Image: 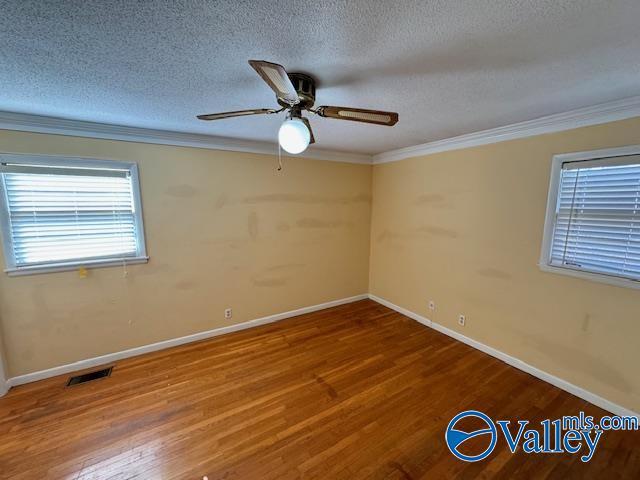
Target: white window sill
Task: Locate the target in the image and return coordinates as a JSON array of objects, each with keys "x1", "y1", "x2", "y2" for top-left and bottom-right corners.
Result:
[
  {"x1": 538, "y1": 262, "x2": 640, "y2": 290},
  {"x1": 4, "y1": 256, "x2": 149, "y2": 277}
]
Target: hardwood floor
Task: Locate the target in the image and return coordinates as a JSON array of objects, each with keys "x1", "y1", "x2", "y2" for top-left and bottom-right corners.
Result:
[{"x1": 0, "y1": 299, "x2": 638, "y2": 479}]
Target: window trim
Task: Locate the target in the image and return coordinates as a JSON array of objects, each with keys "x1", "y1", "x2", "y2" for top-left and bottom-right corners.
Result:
[
  {"x1": 0, "y1": 153, "x2": 148, "y2": 276},
  {"x1": 539, "y1": 145, "x2": 640, "y2": 290}
]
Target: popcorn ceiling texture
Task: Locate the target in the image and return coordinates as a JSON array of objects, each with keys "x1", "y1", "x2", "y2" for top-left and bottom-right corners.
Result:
[{"x1": 1, "y1": 0, "x2": 639, "y2": 154}]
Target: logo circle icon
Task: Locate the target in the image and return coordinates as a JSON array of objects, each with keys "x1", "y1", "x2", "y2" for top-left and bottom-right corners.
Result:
[{"x1": 445, "y1": 410, "x2": 497, "y2": 462}]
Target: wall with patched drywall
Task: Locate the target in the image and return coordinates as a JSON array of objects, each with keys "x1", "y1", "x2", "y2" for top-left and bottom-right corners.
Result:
[
  {"x1": 369, "y1": 116, "x2": 640, "y2": 413},
  {"x1": 0, "y1": 321, "x2": 8, "y2": 396},
  {"x1": 2, "y1": 117, "x2": 639, "y2": 414},
  {"x1": 0, "y1": 129, "x2": 372, "y2": 377}
]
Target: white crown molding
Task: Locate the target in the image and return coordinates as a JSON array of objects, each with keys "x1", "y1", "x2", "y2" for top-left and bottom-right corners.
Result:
[
  {"x1": 368, "y1": 294, "x2": 639, "y2": 419},
  {"x1": 373, "y1": 95, "x2": 640, "y2": 164},
  {"x1": 0, "y1": 111, "x2": 372, "y2": 165},
  {"x1": 3, "y1": 95, "x2": 640, "y2": 167}
]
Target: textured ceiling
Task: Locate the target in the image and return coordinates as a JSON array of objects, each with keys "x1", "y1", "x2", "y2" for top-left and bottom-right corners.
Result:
[{"x1": 1, "y1": 0, "x2": 640, "y2": 155}]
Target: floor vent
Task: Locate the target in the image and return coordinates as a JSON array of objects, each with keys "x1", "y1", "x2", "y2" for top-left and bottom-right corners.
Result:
[{"x1": 66, "y1": 367, "x2": 113, "y2": 387}]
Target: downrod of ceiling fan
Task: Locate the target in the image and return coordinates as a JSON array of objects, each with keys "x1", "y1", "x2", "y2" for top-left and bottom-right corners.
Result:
[{"x1": 287, "y1": 106, "x2": 304, "y2": 118}]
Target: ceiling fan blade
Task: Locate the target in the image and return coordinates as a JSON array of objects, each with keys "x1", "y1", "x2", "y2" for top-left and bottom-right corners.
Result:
[
  {"x1": 248, "y1": 60, "x2": 300, "y2": 105},
  {"x1": 196, "y1": 108, "x2": 276, "y2": 121},
  {"x1": 301, "y1": 117, "x2": 315, "y2": 144},
  {"x1": 316, "y1": 106, "x2": 398, "y2": 126}
]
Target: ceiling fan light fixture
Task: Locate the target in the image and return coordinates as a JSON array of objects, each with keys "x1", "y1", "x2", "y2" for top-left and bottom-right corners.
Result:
[
  {"x1": 197, "y1": 60, "x2": 399, "y2": 152},
  {"x1": 278, "y1": 117, "x2": 310, "y2": 154}
]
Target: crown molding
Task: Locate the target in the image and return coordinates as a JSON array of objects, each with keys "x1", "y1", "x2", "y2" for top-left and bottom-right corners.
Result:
[
  {"x1": 3, "y1": 95, "x2": 640, "y2": 167},
  {"x1": 0, "y1": 111, "x2": 372, "y2": 165},
  {"x1": 373, "y1": 95, "x2": 640, "y2": 164}
]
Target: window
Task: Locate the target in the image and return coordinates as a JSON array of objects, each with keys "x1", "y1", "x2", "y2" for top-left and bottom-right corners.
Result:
[
  {"x1": 0, "y1": 154, "x2": 147, "y2": 275},
  {"x1": 540, "y1": 146, "x2": 640, "y2": 288}
]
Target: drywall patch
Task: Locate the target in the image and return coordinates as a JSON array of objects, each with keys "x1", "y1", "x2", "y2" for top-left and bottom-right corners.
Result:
[
  {"x1": 252, "y1": 277, "x2": 288, "y2": 287},
  {"x1": 377, "y1": 226, "x2": 458, "y2": 243},
  {"x1": 20, "y1": 348, "x2": 35, "y2": 362},
  {"x1": 265, "y1": 264, "x2": 305, "y2": 272},
  {"x1": 215, "y1": 193, "x2": 228, "y2": 209},
  {"x1": 376, "y1": 229, "x2": 392, "y2": 242},
  {"x1": 174, "y1": 280, "x2": 196, "y2": 291},
  {"x1": 296, "y1": 218, "x2": 352, "y2": 229},
  {"x1": 165, "y1": 184, "x2": 197, "y2": 198},
  {"x1": 290, "y1": 238, "x2": 325, "y2": 247},
  {"x1": 415, "y1": 225, "x2": 458, "y2": 239},
  {"x1": 247, "y1": 212, "x2": 259, "y2": 241},
  {"x1": 414, "y1": 193, "x2": 446, "y2": 206},
  {"x1": 525, "y1": 334, "x2": 632, "y2": 393},
  {"x1": 32, "y1": 284, "x2": 49, "y2": 316},
  {"x1": 241, "y1": 193, "x2": 371, "y2": 205},
  {"x1": 136, "y1": 262, "x2": 173, "y2": 275},
  {"x1": 204, "y1": 236, "x2": 249, "y2": 249},
  {"x1": 348, "y1": 193, "x2": 372, "y2": 204},
  {"x1": 251, "y1": 264, "x2": 304, "y2": 287},
  {"x1": 375, "y1": 230, "x2": 407, "y2": 251},
  {"x1": 477, "y1": 267, "x2": 512, "y2": 280}
]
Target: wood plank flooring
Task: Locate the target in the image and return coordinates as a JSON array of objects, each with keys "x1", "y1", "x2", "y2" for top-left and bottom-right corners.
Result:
[{"x1": 0, "y1": 299, "x2": 638, "y2": 479}]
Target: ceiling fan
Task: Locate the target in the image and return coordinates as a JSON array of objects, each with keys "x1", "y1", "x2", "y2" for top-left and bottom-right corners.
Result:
[{"x1": 197, "y1": 60, "x2": 399, "y2": 155}]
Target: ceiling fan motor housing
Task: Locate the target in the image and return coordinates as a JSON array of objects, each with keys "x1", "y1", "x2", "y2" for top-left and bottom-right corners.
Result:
[{"x1": 278, "y1": 73, "x2": 316, "y2": 109}]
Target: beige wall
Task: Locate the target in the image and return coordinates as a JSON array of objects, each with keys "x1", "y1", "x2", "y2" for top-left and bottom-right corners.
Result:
[
  {"x1": 0, "y1": 321, "x2": 7, "y2": 394},
  {"x1": 1, "y1": 117, "x2": 638, "y2": 412},
  {"x1": 369, "y1": 116, "x2": 640, "y2": 413},
  {"x1": 0, "y1": 130, "x2": 372, "y2": 377}
]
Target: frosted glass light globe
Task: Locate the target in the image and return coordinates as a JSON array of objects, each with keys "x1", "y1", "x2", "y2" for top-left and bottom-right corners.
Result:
[{"x1": 278, "y1": 118, "x2": 311, "y2": 154}]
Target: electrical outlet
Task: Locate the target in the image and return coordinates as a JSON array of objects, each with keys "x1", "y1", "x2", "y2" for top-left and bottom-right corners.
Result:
[
  {"x1": 458, "y1": 314, "x2": 466, "y2": 327},
  {"x1": 428, "y1": 300, "x2": 435, "y2": 311},
  {"x1": 224, "y1": 308, "x2": 232, "y2": 319}
]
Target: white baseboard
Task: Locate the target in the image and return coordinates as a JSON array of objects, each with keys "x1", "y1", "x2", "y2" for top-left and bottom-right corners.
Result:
[
  {"x1": 368, "y1": 294, "x2": 639, "y2": 419},
  {"x1": 6, "y1": 294, "x2": 368, "y2": 389},
  {"x1": 5, "y1": 292, "x2": 638, "y2": 419}
]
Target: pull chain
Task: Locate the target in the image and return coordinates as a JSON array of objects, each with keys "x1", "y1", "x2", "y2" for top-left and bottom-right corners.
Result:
[{"x1": 277, "y1": 141, "x2": 283, "y2": 172}]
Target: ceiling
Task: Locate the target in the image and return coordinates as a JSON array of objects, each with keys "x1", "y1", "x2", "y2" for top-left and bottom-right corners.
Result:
[{"x1": 1, "y1": 0, "x2": 639, "y2": 155}]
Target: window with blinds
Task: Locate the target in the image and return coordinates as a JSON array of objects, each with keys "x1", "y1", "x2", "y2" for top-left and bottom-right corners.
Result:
[
  {"x1": 546, "y1": 154, "x2": 640, "y2": 284},
  {"x1": 0, "y1": 155, "x2": 147, "y2": 275}
]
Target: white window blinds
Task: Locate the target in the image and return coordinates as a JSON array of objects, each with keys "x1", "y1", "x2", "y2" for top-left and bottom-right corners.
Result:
[
  {"x1": 0, "y1": 157, "x2": 147, "y2": 274},
  {"x1": 550, "y1": 155, "x2": 640, "y2": 282}
]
